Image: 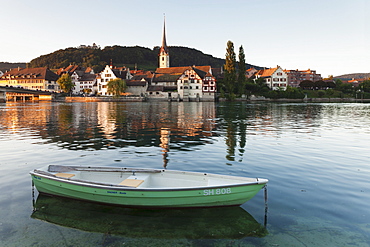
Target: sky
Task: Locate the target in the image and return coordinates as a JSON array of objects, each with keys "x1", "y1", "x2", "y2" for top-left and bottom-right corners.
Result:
[{"x1": 0, "y1": 0, "x2": 369, "y2": 77}]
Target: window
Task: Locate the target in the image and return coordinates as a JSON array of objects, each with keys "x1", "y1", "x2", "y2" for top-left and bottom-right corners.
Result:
[
  {"x1": 196, "y1": 86, "x2": 199, "y2": 89},
  {"x1": 190, "y1": 79, "x2": 195, "y2": 83},
  {"x1": 105, "y1": 74, "x2": 111, "y2": 77}
]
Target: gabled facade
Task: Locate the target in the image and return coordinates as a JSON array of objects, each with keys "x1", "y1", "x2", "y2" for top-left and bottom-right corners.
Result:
[
  {"x1": 245, "y1": 68, "x2": 258, "y2": 79},
  {"x1": 0, "y1": 67, "x2": 60, "y2": 92},
  {"x1": 178, "y1": 66, "x2": 216, "y2": 101},
  {"x1": 255, "y1": 66, "x2": 288, "y2": 90},
  {"x1": 150, "y1": 66, "x2": 216, "y2": 101},
  {"x1": 97, "y1": 65, "x2": 132, "y2": 96},
  {"x1": 70, "y1": 69, "x2": 96, "y2": 95},
  {"x1": 56, "y1": 65, "x2": 96, "y2": 95}
]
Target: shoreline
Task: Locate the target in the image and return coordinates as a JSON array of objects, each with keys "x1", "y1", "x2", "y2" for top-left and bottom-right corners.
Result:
[{"x1": 52, "y1": 96, "x2": 370, "y2": 103}]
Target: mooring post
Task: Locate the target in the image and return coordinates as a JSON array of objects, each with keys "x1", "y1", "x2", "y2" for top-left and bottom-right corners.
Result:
[{"x1": 264, "y1": 185, "x2": 268, "y2": 228}]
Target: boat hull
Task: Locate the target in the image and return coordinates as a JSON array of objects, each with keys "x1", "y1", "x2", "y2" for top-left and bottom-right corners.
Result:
[{"x1": 30, "y1": 166, "x2": 268, "y2": 208}]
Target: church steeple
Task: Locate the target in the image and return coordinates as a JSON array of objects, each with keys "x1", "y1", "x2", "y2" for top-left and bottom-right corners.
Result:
[{"x1": 159, "y1": 15, "x2": 170, "y2": 68}]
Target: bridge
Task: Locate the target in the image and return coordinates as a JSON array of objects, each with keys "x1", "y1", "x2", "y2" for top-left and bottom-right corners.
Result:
[{"x1": 0, "y1": 86, "x2": 54, "y2": 102}]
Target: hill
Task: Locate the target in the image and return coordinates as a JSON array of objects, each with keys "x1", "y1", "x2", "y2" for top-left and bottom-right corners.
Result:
[
  {"x1": 27, "y1": 45, "x2": 262, "y2": 72},
  {"x1": 0, "y1": 62, "x2": 26, "y2": 72},
  {"x1": 334, "y1": 73, "x2": 370, "y2": 81}
]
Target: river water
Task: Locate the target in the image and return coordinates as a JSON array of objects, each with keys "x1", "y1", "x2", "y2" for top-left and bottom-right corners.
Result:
[{"x1": 0, "y1": 101, "x2": 369, "y2": 246}]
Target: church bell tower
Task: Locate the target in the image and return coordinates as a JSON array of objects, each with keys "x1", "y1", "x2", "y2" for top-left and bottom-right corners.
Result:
[{"x1": 159, "y1": 16, "x2": 170, "y2": 68}]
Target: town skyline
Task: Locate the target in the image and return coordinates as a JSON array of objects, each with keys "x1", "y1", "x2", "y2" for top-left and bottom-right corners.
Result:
[{"x1": 1, "y1": 0, "x2": 369, "y2": 77}]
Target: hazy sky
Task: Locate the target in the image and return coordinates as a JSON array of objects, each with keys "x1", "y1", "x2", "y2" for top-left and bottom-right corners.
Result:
[{"x1": 1, "y1": 0, "x2": 369, "y2": 77}]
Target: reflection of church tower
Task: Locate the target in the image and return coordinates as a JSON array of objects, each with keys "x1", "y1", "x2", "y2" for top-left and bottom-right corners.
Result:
[
  {"x1": 160, "y1": 128, "x2": 170, "y2": 168},
  {"x1": 159, "y1": 16, "x2": 170, "y2": 68}
]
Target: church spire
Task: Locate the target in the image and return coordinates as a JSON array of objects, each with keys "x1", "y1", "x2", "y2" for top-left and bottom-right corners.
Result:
[
  {"x1": 159, "y1": 15, "x2": 170, "y2": 68},
  {"x1": 161, "y1": 15, "x2": 168, "y2": 53}
]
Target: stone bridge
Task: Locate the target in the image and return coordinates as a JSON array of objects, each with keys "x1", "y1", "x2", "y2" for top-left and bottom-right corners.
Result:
[{"x1": 0, "y1": 86, "x2": 54, "y2": 102}]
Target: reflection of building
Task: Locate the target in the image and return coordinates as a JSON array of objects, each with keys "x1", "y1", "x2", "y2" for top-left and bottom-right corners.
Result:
[
  {"x1": 160, "y1": 128, "x2": 170, "y2": 168},
  {"x1": 97, "y1": 102, "x2": 117, "y2": 139},
  {"x1": 0, "y1": 101, "x2": 217, "y2": 155}
]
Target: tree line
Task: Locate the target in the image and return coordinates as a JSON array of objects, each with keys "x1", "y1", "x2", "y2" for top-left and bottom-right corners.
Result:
[{"x1": 28, "y1": 45, "x2": 260, "y2": 73}]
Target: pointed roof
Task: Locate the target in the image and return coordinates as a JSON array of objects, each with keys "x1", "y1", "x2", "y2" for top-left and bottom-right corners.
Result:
[{"x1": 160, "y1": 16, "x2": 169, "y2": 54}]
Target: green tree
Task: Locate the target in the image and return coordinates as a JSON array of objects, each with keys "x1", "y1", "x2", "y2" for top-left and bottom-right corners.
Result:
[
  {"x1": 299, "y1": 80, "x2": 314, "y2": 89},
  {"x1": 337, "y1": 83, "x2": 353, "y2": 94},
  {"x1": 237, "y1": 45, "x2": 246, "y2": 96},
  {"x1": 107, "y1": 78, "x2": 126, "y2": 97},
  {"x1": 57, "y1": 73, "x2": 74, "y2": 95},
  {"x1": 224, "y1": 41, "x2": 237, "y2": 98},
  {"x1": 359, "y1": 80, "x2": 370, "y2": 93}
]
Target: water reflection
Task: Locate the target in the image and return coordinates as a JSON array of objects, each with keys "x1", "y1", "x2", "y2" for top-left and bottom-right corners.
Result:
[
  {"x1": 0, "y1": 102, "x2": 217, "y2": 152},
  {"x1": 31, "y1": 194, "x2": 268, "y2": 239},
  {"x1": 2, "y1": 102, "x2": 369, "y2": 164}
]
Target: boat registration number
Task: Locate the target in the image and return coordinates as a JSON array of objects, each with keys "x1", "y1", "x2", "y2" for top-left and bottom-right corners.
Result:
[{"x1": 203, "y1": 188, "x2": 231, "y2": 196}]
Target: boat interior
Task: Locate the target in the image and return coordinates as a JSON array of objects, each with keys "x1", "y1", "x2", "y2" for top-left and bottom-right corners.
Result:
[{"x1": 36, "y1": 165, "x2": 260, "y2": 189}]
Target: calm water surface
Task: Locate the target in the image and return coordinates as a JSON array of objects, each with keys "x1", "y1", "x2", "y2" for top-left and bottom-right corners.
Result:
[{"x1": 0, "y1": 101, "x2": 369, "y2": 246}]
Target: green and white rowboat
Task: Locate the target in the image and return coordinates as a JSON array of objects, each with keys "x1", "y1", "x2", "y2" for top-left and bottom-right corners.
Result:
[{"x1": 30, "y1": 165, "x2": 268, "y2": 208}]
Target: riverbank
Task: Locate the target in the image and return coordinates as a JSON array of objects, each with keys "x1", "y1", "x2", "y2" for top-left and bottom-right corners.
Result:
[{"x1": 49, "y1": 96, "x2": 370, "y2": 103}]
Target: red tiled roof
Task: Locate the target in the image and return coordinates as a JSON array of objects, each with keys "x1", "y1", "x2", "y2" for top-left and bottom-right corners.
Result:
[
  {"x1": 256, "y1": 68, "x2": 277, "y2": 77},
  {"x1": 1, "y1": 67, "x2": 59, "y2": 81}
]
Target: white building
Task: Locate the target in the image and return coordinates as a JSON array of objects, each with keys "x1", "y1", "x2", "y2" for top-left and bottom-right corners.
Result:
[
  {"x1": 97, "y1": 65, "x2": 132, "y2": 96},
  {"x1": 150, "y1": 66, "x2": 216, "y2": 101},
  {"x1": 71, "y1": 69, "x2": 96, "y2": 95},
  {"x1": 255, "y1": 66, "x2": 288, "y2": 90}
]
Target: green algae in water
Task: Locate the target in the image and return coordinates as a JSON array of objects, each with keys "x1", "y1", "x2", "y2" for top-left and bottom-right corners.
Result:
[{"x1": 31, "y1": 194, "x2": 268, "y2": 240}]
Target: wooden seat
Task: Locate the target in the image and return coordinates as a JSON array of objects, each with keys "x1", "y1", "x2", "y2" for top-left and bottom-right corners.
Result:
[
  {"x1": 55, "y1": 173, "x2": 75, "y2": 178},
  {"x1": 119, "y1": 179, "x2": 144, "y2": 187}
]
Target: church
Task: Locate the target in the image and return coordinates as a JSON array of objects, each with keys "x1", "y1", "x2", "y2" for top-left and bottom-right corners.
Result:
[{"x1": 147, "y1": 18, "x2": 217, "y2": 101}]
